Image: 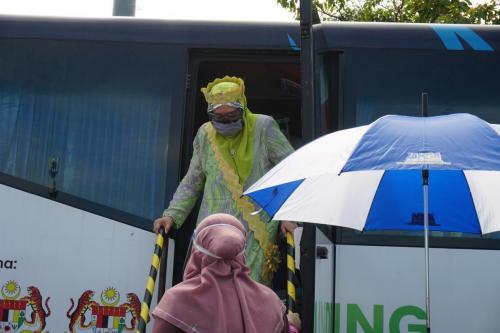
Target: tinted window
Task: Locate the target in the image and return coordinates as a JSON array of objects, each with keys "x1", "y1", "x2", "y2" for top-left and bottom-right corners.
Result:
[
  {"x1": 0, "y1": 39, "x2": 183, "y2": 221},
  {"x1": 344, "y1": 48, "x2": 500, "y2": 126}
]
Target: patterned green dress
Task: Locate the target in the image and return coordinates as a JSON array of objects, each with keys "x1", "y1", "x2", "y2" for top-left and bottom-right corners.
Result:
[{"x1": 163, "y1": 114, "x2": 294, "y2": 284}]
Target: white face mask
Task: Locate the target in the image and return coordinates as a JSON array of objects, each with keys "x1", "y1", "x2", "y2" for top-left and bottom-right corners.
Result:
[{"x1": 211, "y1": 119, "x2": 243, "y2": 136}]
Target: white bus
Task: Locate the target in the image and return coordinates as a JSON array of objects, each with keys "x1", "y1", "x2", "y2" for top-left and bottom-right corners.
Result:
[{"x1": 1, "y1": 15, "x2": 499, "y2": 332}]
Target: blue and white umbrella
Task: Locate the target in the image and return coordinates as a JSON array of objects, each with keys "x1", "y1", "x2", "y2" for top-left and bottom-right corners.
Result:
[{"x1": 244, "y1": 113, "x2": 500, "y2": 332}]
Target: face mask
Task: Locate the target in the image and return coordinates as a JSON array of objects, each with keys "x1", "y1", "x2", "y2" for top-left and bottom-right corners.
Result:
[{"x1": 212, "y1": 119, "x2": 243, "y2": 136}]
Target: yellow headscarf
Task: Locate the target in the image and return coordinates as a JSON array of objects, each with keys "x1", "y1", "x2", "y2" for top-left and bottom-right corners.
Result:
[{"x1": 201, "y1": 76, "x2": 258, "y2": 185}]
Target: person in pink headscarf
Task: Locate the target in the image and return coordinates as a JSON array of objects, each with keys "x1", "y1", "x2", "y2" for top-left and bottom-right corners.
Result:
[{"x1": 151, "y1": 213, "x2": 288, "y2": 333}]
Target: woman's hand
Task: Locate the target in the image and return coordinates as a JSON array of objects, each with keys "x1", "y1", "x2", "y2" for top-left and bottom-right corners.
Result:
[
  {"x1": 153, "y1": 216, "x2": 174, "y2": 234},
  {"x1": 280, "y1": 220, "x2": 298, "y2": 236}
]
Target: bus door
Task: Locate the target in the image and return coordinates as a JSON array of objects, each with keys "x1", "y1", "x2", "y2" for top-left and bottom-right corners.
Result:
[{"x1": 171, "y1": 49, "x2": 302, "y2": 293}]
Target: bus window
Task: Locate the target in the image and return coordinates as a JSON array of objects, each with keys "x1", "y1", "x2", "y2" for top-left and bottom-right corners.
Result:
[
  {"x1": 317, "y1": 52, "x2": 342, "y2": 135},
  {"x1": 0, "y1": 39, "x2": 185, "y2": 225},
  {"x1": 344, "y1": 48, "x2": 500, "y2": 125}
]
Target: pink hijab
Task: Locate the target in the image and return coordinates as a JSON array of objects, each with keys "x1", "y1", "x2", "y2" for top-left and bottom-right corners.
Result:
[{"x1": 152, "y1": 213, "x2": 286, "y2": 333}]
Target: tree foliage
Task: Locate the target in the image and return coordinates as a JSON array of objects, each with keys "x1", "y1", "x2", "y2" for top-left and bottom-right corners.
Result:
[{"x1": 276, "y1": 0, "x2": 500, "y2": 24}]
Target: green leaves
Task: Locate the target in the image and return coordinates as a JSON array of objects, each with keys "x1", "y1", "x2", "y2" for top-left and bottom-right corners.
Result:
[{"x1": 277, "y1": 0, "x2": 500, "y2": 24}]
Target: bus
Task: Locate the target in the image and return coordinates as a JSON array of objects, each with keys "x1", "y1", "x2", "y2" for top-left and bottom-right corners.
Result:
[{"x1": 0, "y1": 14, "x2": 499, "y2": 333}]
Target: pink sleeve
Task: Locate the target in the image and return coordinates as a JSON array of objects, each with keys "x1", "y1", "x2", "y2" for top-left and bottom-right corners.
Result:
[{"x1": 152, "y1": 317, "x2": 185, "y2": 333}]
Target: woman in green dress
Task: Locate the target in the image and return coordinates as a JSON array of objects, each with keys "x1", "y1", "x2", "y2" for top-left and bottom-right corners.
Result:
[{"x1": 154, "y1": 76, "x2": 297, "y2": 285}]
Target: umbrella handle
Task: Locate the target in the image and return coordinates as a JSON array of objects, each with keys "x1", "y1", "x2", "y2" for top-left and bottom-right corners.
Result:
[
  {"x1": 136, "y1": 228, "x2": 167, "y2": 333},
  {"x1": 286, "y1": 231, "x2": 297, "y2": 314}
]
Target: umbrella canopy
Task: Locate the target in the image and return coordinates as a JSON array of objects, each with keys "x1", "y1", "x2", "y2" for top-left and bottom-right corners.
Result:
[
  {"x1": 245, "y1": 112, "x2": 500, "y2": 332},
  {"x1": 245, "y1": 113, "x2": 500, "y2": 234}
]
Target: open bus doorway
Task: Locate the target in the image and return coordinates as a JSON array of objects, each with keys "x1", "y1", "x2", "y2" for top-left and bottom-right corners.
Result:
[
  {"x1": 171, "y1": 53, "x2": 302, "y2": 297},
  {"x1": 193, "y1": 59, "x2": 302, "y2": 146}
]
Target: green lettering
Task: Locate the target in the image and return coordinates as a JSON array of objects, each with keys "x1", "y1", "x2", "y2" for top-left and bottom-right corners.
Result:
[
  {"x1": 347, "y1": 304, "x2": 383, "y2": 333},
  {"x1": 314, "y1": 302, "x2": 335, "y2": 333},
  {"x1": 335, "y1": 303, "x2": 340, "y2": 333},
  {"x1": 389, "y1": 305, "x2": 427, "y2": 333}
]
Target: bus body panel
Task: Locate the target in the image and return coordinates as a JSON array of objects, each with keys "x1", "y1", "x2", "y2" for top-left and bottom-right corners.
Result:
[
  {"x1": 334, "y1": 244, "x2": 500, "y2": 332},
  {"x1": 318, "y1": 22, "x2": 500, "y2": 51},
  {"x1": 0, "y1": 183, "x2": 174, "y2": 333}
]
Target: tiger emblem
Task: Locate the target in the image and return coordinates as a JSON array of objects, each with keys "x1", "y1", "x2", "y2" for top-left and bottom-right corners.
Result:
[
  {"x1": 120, "y1": 292, "x2": 141, "y2": 331},
  {"x1": 20, "y1": 286, "x2": 51, "y2": 333},
  {"x1": 66, "y1": 290, "x2": 97, "y2": 333}
]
